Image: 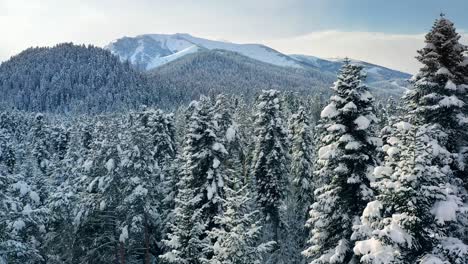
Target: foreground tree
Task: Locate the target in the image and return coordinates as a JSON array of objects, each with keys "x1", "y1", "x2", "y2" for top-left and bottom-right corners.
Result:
[
  {"x1": 405, "y1": 14, "x2": 468, "y2": 187},
  {"x1": 354, "y1": 15, "x2": 468, "y2": 264},
  {"x1": 303, "y1": 60, "x2": 380, "y2": 264}
]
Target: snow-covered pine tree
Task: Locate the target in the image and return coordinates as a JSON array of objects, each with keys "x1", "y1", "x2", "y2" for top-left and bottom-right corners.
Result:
[
  {"x1": 118, "y1": 108, "x2": 177, "y2": 263},
  {"x1": 212, "y1": 95, "x2": 246, "y2": 190},
  {"x1": 161, "y1": 97, "x2": 227, "y2": 264},
  {"x1": 353, "y1": 121, "x2": 468, "y2": 263},
  {"x1": 405, "y1": 14, "x2": 468, "y2": 187},
  {"x1": 353, "y1": 15, "x2": 468, "y2": 263},
  {"x1": 280, "y1": 106, "x2": 315, "y2": 264},
  {"x1": 72, "y1": 119, "x2": 125, "y2": 263},
  {"x1": 251, "y1": 90, "x2": 289, "y2": 244},
  {"x1": 289, "y1": 106, "x2": 315, "y2": 207},
  {"x1": 0, "y1": 112, "x2": 49, "y2": 263},
  {"x1": 303, "y1": 60, "x2": 379, "y2": 264},
  {"x1": 203, "y1": 184, "x2": 274, "y2": 264},
  {"x1": 203, "y1": 96, "x2": 274, "y2": 264}
]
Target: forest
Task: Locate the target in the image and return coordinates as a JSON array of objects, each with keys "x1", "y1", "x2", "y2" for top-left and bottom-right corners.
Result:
[{"x1": 0, "y1": 15, "x2": 468, "y2": 264}]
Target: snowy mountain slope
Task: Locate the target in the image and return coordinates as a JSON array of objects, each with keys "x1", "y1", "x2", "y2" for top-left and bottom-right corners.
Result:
[
  {"x1": 148, "y1": 50, "x2": 408, "y2": 109},
  {"x1": 289, "y1": 54, "x2": 411, "y2": 82},
  {"x1": 106, "y1": 33, "x2": 303, "y2": 70},
  {"x1": 290, "y1": 54, "x2": 411, "y2": 94}
]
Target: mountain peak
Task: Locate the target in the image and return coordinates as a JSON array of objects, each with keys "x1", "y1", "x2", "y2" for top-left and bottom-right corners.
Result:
[{"x1": 106, "y1": 33, "x2": 304, "y2": 70}]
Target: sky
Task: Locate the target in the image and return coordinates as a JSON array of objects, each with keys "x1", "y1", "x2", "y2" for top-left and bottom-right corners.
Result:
[{"x1": 1, "y1": 0, "x2": 468, "y2": 73}]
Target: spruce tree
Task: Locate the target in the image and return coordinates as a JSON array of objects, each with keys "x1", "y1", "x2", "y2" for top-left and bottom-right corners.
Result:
[
  {"x1": 203, "y1": 185, "x2": 274, "y2": 264},
  {"x1": 354, "y1": 121, "x2": 468, "y2": 263},
  {"x1": 289, "y1": 106, "x2": 315, "y2": 207},
  {"x1": 354, "y1": 15, "x2": 468, "y2": 263},
  {"x1": 405, "y1": 14, "x2": 468, "y2": 186},
  {"x1": 161, "y1": 97, "x2": 227, "y2": 264},
  {"x1": 72, "y1": 119, "x2": 124, "y2": 263},
  {"x1": 251, "y1": 90, "x2": 289, "y2": 243},
  {"x1": 303, "y1": 60, "x2": 379, "y2": 264}
]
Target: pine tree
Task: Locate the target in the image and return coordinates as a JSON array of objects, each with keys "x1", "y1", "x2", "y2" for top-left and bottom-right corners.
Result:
[
  {"x1": 203, "y1": 185, "x2": 274, "y2": 264},
  {"x1": 161, "y1": 97, "x2": 227, "y2": 264},
  {"x1": 354, "y1": 15, "x2": 468, "y2": 263},
  {"x1": 0, "y1": 114, "x2": 49, "y2": 263},
  {"x1": 289, "y1": 106, "x2": 315, "y2": 207},
  {"x1": 303, "y1": 60, "x2": 379, "y2": 264},
  {"x1": 251, "y1": 90, "x2": 289, "y2": 244},
  {"x1": 118, "y1": 108, "x2": 177, "y2": 263},
  {"x1": 353, "y1": 121, "x2": 468, "y2": 263},
  {"x1": 405, "y1": 14, "x2": 468, "y2": 187},
  {"x1": 72, "y1": 119, "x2": 124, "y2": 263}
]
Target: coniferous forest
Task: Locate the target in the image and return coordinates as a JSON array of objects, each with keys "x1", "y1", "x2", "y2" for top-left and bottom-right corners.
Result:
[{"x1": 1, "y1": 15, "x2": 468, "y2": 264}]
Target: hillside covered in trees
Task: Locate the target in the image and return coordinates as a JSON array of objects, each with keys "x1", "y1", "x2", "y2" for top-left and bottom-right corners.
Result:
[{"x1": 0, "y1": 44, "x2": 155, "y2": 114}]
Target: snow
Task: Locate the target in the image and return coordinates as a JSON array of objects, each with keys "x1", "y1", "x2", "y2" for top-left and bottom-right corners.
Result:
[
  {"x1": 13, "y1": 181, "x2": 29, "y2": 196},
  {"x1": 327, "y1": 124, "x2": 346, "y2": 132},
  {"x1": 119, "y1": 225, "x2": 129, "y2": 243},
  {"x1": 329, "y1": 239, "x2": 349, "y2": 263},
  {"x1": 354, "y1": 237, "x2": 395, "y2": 264},
  {"x1": 318, "y1": 144, "x2": 337, "y2": 160},
  {"x1": 378, "y1": 214, "x2": 413, "y2": 246},
  {"x1": 360, "y1": 91, "x2": 373, "y2": 101},
  {"x1": 133, "y1": 185, "x2": 148, "y2": 197},
  {"x1": 354, "y1": 116, "x2": 371, "y2": 130},
  {"x1": 395, "y1": 121, "x2": 412, "y2": 131},
  {"x1": 13, "y1": 220, "x2": 26, "y2": 231},
  {"x1": 431, "y1": 197, "x2": 459, "y2": 224},
  {"x1": 436, "y1": 67, "x2": 451, "y2": 76},
  {"x1": 225, "y1": 126, "x2": 236, "y2": 142},
  {"x1": 29, "y1": 191, "x2": 40, "y2": 204},
  {"x1": 362, "y1": 201, "x2": 382, "y2": 218},
  {"x1": 105, "y1": 159, "x2": 115, "y2": 172},
  {"x1": 213, "y1": 158, "x2": 220, "y2": 169},
  {"x1": 207, "y1": 180, "x2": 217, "y2": 200},
  {"x1": 439, "y1": 95, "x2": 464, "y2": 107},
  {"x1": 212, "y1": 142, "x2": 228, "y2": 154},
  {"x1": 99, "y1": 200, "x2": 106, "y2": 211},
  {"x1": 387, "y1": 137, "x2": 399, "y2": 145},
  {"x1": 386, "y1": 147, "x2": 400, "y2": 157},
  {"x1": 343, "y1": 102, "x2": 357, "y2": 111},
  {"x1": 373, "y1": 166, "x2": 392, "y2": 178},
  {"x1": 22, "y1": 204, "x2": 33, "y2": 215},
  {"x1": 345, "y1": 141, "x2": 361, "y2": 150},
  {"x1": 83, "y1": 159, "x2": 93, "y2": 172},
  {"x1": 445, "y1": 80, "x2": 457, "y2": 90},
  {"x1": 321, "y1": 103, "x2": 338, "y2": 118},
  {"x1": 146, "y1": 45, "x2": 200, "y2": 69},
  {"x1": 419, "y1": 255, "x2": 445, "y2": 264}
]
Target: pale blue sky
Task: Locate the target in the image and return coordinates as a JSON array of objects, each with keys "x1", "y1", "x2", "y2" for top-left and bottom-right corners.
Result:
[{"x1": 1, "y1": 0, "x2": 467, "y2": 73}]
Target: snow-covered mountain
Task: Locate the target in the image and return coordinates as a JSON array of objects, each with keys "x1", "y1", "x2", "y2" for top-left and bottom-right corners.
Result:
[
  {"x1": 289, "y1": 55, "x2": 411, "y2": 82},
  {"x1": 106, "y1": 33, "x2": 412, "y2": 94},
  {"x1": 106, "y1": 33, "x2": 302, "y2": 70}
]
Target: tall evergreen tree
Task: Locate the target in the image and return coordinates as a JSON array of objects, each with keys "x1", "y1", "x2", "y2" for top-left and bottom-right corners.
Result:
[
  {"x1": 251, "y1": 89, "x2": 289, "y2": 244},
  {"x1": 161, "y1": 97, "x2": 227, "y2": 264},
  {"x1": 405, "y1": 14, "x2": 468, "y2": 187},
  {"x1": 354, "y1": 16, "x2": 468, "y2": 263},
  {"x1": 289, "y1": 106, "x2": 315, "y2": 207},
  {"x1": 303, "y1": 60, "x2": 379, "y2": 264},
  {"x1": 354, "y1": 121, "x2": 468, "y2": 263},
  {"x1": 72, "y1": 119, "x2": 124, "y2": 263}
]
